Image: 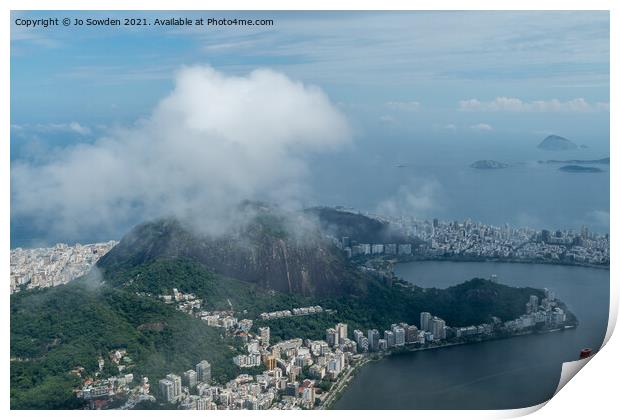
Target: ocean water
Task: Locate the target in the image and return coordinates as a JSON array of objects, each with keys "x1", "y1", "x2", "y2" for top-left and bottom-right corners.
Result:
[
  {"x1": 308, "y1": 134, "x2": 609, "y2": 235},
  {"x1": 333, "y1": 261, "x2": 609, "y2": 410}
]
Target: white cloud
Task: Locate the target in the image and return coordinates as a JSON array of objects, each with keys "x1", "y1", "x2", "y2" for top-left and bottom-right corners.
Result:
[
  {"x1": 376, "y1": 178, "x2": 441, "y2": 219},
  {"x1": 12, "y1": 122, "x2": 91, "y2": 135},
  {"x1": 67, "y1": 122, "x2": 91, "y2": 135},
  {"x1": 594, "y1": 101, "x2": 610, "y2": 111},
  {"x1": 11, "y1": 65, "x2": 351, "y2": 239},
  {"x1": 459, "y1": 97, "x2": 609, "y2": 112},
  {"x1": 379, "y1": 115, "x2": 396, "y2": 124},
  {"x1": 459, "y1": 99, "x2": 483, "y2": 111},
  {"x1": 470, "y1": 123, "x2": 493, "y2": 131},
  {"x1": 179, "y1": 12, "x2": 608, "y2": 88},
  {"x1": 587, "y1": 210, "x2": 609, "y2": 229},
  {"x1": 385, "y1": 101, "x2": 421, "y2": 111},
  {"x1": 203, "y1": 40, "x2": 258, "y2": 51}
]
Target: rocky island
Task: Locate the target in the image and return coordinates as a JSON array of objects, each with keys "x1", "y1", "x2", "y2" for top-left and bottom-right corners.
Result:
[
  {"x1": 559, "y1": 165, "x2": 604, "y2": 173},
  {"x1": 537, "y1": 135, "x2": 578, "y2": 151},
  {"x1": 543, "y1": 157, "x2": 609, "y2": 165},
  {"x1": 470, "y1": 160, "x2": 509, "y2": 170}
]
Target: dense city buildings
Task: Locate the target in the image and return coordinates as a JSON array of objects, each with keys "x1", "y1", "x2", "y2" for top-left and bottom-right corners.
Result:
[
  {"x1": 332, "y1": 208, "x2": 609, "y2": 267},
  {"x1": 10, "y1": 241, "x2": 118, "y2": 293}
]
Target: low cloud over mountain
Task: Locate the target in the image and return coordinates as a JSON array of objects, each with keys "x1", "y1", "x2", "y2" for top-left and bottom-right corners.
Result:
[{"x1": 11, "y1": 66, "x2": 351, "y2": 239}]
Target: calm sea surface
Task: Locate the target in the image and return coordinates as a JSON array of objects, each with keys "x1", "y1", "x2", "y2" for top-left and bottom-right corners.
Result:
[{"x1": 333, "y1": 261, "x2": 609, "y2": 410}]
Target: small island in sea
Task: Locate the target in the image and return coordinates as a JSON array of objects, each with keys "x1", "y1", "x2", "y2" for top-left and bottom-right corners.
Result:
[
  {"x1": 559, "y1": 165, "x2": 604, "y2": 173},
  {"x1": 470, "y1": 160, "x2": 509, "y2": 170},
  {"x1": 542, "y1": 157, "x2": 609, "y2": 165},
  {"x1": 537, "y1": 135, "x2": 578, "y2": 151}
]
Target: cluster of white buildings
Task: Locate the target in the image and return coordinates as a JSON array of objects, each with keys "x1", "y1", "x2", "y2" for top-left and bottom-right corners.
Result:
[
  {"x1": 77, "y1": 374, "x2": 136, "y2": 401},
  {"x1": 10, "y1": 241, "x2": 118, "y2": 293},
  {"x1": 160, "y1": 289, "x2": 254, "y2": 332},
  {"x1": 337, "y1": 237, "x2": 413, "y2": 258},
  {"x1": 414, "y1": 219, "x2": 608, "y2": 265},
  {"x1": 234, "y1": 327, "x2": 271, "y2": 367},
  {"x1": 155, "y1": 323, "x2": 353, "y2": 410},
  {"x1": 358, "y1": 316, "x2": 445, "y2": 353},
  {"x1": 76, "y1": 350, "x2": 151, "y2": 408},
  {"x1": 199, "y1": 311, "x2": 250, "y2": 330},
  {"x1": 504, "y1": 289, "x2": 567, "y2": 332},
  {"x1": 160, "y1": 288, "x2": 204, "y2": 314},
  {"x1": 259, "y1": 306, "x2": 324, "y2": 320}
]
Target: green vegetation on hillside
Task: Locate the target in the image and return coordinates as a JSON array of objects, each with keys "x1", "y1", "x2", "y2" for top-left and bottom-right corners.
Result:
[
  {"x1": 103, "y1": 256, "x2": 545, "y2": 334},
  {"x1": 10, "y1": 279, "x2": 242, "y2": 409},
  {"x1": 104, "y1": 257, "x2": 311, "y2": 317}
]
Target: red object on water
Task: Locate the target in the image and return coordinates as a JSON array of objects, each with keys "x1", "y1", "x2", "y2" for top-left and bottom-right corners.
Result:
[{"x1": 579, "y1": 348, "x2": 592, "y2": 359}]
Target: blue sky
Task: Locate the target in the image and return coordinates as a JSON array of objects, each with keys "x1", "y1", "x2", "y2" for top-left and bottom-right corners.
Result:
[{"x1": 11, "y1": 11, "x2": 609, "y2": 135}]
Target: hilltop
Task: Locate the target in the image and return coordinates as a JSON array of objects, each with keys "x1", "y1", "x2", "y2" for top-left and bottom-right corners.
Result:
[
  {"x1": 98, "y1": 206, "x2": 364, "y2": 298},
  {"x1": 537, "y1": 135, "x2": 578, "y2": 151},
  {"x1": 304, "y1": 206, "x2": 420, "y2": 245}
]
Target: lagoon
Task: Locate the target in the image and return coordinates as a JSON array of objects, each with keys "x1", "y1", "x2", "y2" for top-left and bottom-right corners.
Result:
[{"x1": 333, "y1": 261, "x2": 609, "y2": 409}]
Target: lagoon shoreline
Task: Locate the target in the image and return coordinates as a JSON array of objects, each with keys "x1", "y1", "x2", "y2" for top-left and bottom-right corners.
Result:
[{"x1": 322, "y1": 320, "x2": 577, "y2": 409}]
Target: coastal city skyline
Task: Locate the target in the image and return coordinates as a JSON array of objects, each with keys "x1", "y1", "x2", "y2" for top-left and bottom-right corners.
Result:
[{"x1": 10, "y1": 208, "x2": 609, "y2": 294}]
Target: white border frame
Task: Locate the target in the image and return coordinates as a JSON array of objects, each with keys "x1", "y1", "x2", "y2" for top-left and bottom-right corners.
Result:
[{"x1": 3, "y1": 2, "x2": 616, "y2": 419}]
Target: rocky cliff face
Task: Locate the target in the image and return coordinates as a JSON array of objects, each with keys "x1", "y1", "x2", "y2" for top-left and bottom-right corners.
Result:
[{"x1": 97, "y1": 208, "x2": 364, "y2": 297}]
